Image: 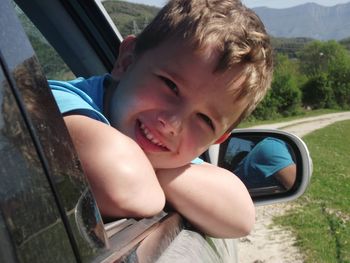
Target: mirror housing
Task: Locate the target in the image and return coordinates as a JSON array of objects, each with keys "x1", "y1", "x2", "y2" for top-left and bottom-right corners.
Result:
[{"x1": 213, "y1": 129, "x2": 312, "y2": 205}]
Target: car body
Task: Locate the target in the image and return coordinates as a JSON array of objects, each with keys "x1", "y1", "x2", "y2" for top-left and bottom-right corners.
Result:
[{"x1": 0, "y1": 0, "x2": 312, "y2": 262}]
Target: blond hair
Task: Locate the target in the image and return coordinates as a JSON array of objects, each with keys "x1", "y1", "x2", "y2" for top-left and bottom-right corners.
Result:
[{"x1": 135, "y1": 0, "x2": 273, "y2": 129}]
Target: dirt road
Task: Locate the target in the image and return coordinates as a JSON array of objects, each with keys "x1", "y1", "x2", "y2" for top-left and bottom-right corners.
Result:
[{"x1": 237, "y1": 111, "x2": 350, "y2": 263}]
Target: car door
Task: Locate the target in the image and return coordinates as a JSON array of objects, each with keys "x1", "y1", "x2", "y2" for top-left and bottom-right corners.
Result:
[{"x1": 0, "y1": 0, "x2": 110, "y2": 262}]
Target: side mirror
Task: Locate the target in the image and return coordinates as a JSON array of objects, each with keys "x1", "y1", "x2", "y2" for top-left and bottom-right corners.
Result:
[{"x1": 215, "y1": 129, "x2": 312, "y2": 205}]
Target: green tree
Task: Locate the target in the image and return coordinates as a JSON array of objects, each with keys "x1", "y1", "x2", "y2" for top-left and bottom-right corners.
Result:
[
  {"x1": 327, "y1": 47, "x2": 350, "y2": 109},
  {"x1": 302, "y1": 73, "x2": 335, "y2": 109},
  {"x1": 339, "y1": 37, "x2": 350, "y2": 51},
  {"x1": 298, "y1": 40, "x2": 347, "y2": 76},
  {"x1": 299, "y1": 40, "x2": 350, "y2": 109},
  {"x1": 251, "y1": 90, "x2": 279, "y2": 120},
  {"x1": 272, "y1": 70, "x2": 301, "y2": 116},
  {"x1": 252, "y1": 54, "x2": 302, "y2": 119}
]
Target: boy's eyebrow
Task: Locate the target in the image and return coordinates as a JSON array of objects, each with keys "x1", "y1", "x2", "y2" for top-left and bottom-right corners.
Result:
[{"x1": 160, "y1": 64, "x2": 187, "y2": 86}]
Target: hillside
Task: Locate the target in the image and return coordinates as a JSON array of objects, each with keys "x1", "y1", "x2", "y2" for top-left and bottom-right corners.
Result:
[
  {"x1": 17, "y1": 0, "x2": 350, "y2": 79},
  {"x1": 103, "y1": 0, "x2": 159, "y2": 37},
  {"x1": 103, "y1": 1, "x2": 350, "y2": 41},
  {"x1": 254, "y1": 2, "x2": 350, "y2": 40},
  {"x1": 271, "y1": 37, "x2": 313, "y2": 58}
]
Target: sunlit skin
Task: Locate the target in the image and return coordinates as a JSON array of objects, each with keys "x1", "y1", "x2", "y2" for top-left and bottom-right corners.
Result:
[{"x1": 105, "y1": 35, "x2": 248, "y2": 169}]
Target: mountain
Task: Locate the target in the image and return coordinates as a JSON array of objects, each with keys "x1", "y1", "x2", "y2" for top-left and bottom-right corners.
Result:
[{"x1": 253, "y1": 2, "x2": 350, "y2": 40}]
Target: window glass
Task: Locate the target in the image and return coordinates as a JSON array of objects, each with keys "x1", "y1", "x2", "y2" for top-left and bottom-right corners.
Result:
[{"x1": 14, "y1": 5, "x2": 75, "y2": 80}]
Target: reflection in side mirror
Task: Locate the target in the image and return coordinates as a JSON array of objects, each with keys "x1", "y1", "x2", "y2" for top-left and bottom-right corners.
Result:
[
  {"x1": 218, "y1": 129, "x2": 312, "y2": 205},
  {"x1": 223, "y1": 137, "x2": 296, "y2": 193}
]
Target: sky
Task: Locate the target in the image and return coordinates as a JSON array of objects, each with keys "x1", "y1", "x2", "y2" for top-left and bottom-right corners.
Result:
[{"x1": 125, "y1": 0, "x2": 350, "y2": 8}]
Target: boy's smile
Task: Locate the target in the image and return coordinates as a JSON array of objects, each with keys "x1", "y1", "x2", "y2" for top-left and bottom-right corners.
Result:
[
  {"x1": 105, "y1": 36, "x2": 247, "y2": 169},
  {"x1": 136, "y1": 120, "x2": 170, "y2": 152}
]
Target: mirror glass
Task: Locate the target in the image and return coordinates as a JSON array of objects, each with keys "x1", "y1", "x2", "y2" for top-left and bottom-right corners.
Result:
[{"x1": 219, "y1": 134, "x2": 298, "y2": 198}]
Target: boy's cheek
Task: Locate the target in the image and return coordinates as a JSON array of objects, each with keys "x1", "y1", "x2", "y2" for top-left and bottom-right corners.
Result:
[{"x1": 186, "y1": 134, "x2": 212, "y2": 153}]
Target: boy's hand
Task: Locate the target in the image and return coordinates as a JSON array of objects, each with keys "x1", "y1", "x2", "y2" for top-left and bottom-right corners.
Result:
[{"x1": 156, "y1": 163, "x2": 255, "y2": 238}]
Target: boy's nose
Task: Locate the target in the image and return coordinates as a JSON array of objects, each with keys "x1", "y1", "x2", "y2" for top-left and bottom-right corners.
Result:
[{"x1": 157, "y1": 112, "x2": 183, "y2": 136}]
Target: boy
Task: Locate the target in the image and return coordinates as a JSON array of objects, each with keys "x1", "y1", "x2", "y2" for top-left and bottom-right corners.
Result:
[
  {"x1": 229, "y1": 137, "x2": 296, "y2": 190},
  {"x1": 49, "y1": 0, "x2": 273, "y2": 238}
]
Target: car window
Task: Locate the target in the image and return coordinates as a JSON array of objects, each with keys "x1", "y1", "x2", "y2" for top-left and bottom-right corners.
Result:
[{"x1": 15, "y1": 6, "x2": 75, "y2": 80}]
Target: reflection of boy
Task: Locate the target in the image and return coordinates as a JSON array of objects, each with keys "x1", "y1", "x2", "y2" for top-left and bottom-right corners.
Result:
[
  {"x1": 49, "y1": 0, "x2": 273, "y2": 238},
  {"x1": 234, "y1": 138, "x2": 296, "y2": 190}
]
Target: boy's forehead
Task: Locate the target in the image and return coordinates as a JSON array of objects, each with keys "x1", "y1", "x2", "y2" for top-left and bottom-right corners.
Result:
[
  {"x1": 150, "y1": 40, "x2": 246, "y2": 90},
  {"x1": 146, "y1": 36, "x2": 215, "y2": 60},
  {"x1": 147, "y1": 37, "x2": 244, "y2": 76}
]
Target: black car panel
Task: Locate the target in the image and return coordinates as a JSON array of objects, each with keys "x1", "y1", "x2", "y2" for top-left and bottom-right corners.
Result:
[
  {"x1": 0, "y1": 53, "x2": 77, "y2": 263},
  {"x1": 1, "y1": 0, "x2": 110, "y2": 261}
]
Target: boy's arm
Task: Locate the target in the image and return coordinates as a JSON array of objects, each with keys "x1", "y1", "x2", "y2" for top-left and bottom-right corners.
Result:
[
  {"x1": 274, "y1": 163, "x2": 297, "y2": 190},
  {"x1": 64, "y1": 115, "x2": 165, "y2": 218},
  {"x1": 156, "y1": 163, "x2": 255, "y2": 238}
]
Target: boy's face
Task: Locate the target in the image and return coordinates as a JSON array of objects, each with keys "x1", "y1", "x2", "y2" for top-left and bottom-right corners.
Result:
[{"x1": 107, "y1": 36, "x2": 247, "y2": 169}]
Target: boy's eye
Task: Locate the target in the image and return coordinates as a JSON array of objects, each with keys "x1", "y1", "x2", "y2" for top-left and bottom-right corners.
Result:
[
  {"x1": 160, "y1": 76, "x2": 179, "y2": 95},
  {"x1": 198, "y1": 113, "x2": 215, "y2": 131}
]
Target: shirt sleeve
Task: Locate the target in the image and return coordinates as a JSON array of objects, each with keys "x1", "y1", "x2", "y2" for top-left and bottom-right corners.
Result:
[
  {"x1": 49, "y1": 79, "x2": 110, "y2": 125},
  {"x1": 242, "y1": 137, "x2": 294, "y2": 178},
  {"x1": 191, "y1": 157, "x2": 204, "y2": 164}
]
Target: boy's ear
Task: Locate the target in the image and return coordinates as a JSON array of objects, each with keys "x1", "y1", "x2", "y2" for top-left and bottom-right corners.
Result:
[
  {"x1": 214, "y1": 133, "x2": 231, "y2": 144},
  {"x1": 112, "y1": 35, "x2": 137, "y2": 78}
]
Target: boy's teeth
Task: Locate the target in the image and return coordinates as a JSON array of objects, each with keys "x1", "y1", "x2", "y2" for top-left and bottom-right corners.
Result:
[{"x1": 140, "y1": 122, "x2": 165, "y2": 147}]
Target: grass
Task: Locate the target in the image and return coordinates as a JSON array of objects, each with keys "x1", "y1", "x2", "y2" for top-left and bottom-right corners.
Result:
[
  {"x1": 275, "y1": 120, "x2": 350, "y2": 263},
  {"x1": 238, "y1": 109, "x2": 343, "y2": 128}
]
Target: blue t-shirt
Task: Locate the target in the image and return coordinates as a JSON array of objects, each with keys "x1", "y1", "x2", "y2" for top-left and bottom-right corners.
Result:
[
  {"x1": 49, "y1": 75, "x2": 203, "y2": 164},
  {"x1": 49, "y1": 75, "x2": 109, "y2": 124},
  {"x1": 234, "y1": 137, "x2": 294, "y2": 187}
]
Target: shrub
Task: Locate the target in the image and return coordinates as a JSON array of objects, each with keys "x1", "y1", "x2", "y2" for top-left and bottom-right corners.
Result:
[
  {"x1": 302, "y1": 74, "x2": 336, "y2": 109},
  {"x1": 252, "y1": 54, "x2": 302, "y2": 119}
]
